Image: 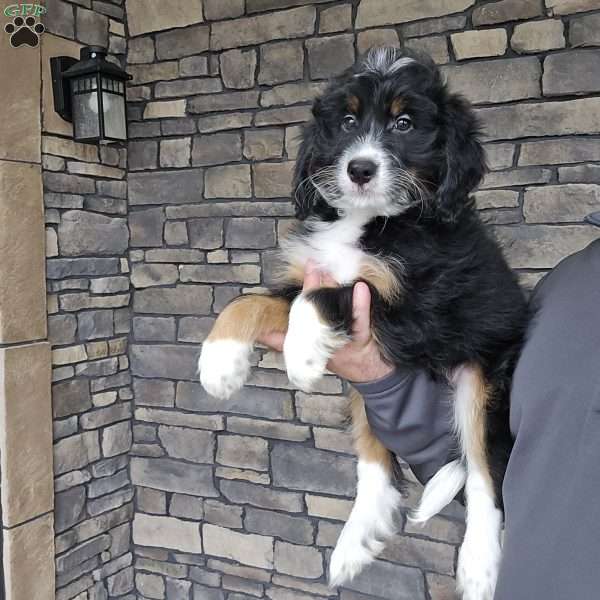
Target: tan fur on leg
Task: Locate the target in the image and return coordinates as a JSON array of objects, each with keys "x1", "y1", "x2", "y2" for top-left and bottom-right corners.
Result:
[
  {"x1": 453, "y1": 364, "x2": 493, "y2": 487},
  {"x1": 454, "y1": 364, "x2": 502, "y2": 600},
  {"x1": 349, "y1": 387, "x2": 393, "y2": 473},
  {"x1": 469, "y1": 366, "x2": 493, "y2": 483},
  {"x1": 200, "y1": 294, "x2": 290, "y2": 399},
  {"x1": 207, "y1": 294, "x2": 290, "y2": 343}
]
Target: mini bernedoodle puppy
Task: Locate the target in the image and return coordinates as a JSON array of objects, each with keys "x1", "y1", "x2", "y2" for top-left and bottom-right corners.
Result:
[{"x1": 199, "y1": 48, "x2": 528, "y2": 600}]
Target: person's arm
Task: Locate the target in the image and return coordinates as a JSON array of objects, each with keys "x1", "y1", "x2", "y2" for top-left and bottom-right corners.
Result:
[
  {"x1": 353, "y1": 369, "x2": 457, "y2": 485},
  {"x1": 259, "y1": 263, "x2": 456, "y2": 485}
]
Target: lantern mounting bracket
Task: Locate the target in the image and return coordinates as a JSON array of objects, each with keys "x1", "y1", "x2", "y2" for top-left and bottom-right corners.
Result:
[{"x1": 50, "y1": 56, "x2": 77, "y2": 122}]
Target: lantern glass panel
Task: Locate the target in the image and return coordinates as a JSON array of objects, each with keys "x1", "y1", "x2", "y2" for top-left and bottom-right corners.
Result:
[
  {"x1": 102, "y1": 91, "x2": 126, "y2": 140},
  {"x1": 71, "y1": 76, "x2": 100, "y2": 141}
]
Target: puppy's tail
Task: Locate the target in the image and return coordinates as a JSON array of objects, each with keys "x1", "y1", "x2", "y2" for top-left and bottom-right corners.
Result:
[{"x1": 408, "y1": 459, "x2": 466, "y2": 524}]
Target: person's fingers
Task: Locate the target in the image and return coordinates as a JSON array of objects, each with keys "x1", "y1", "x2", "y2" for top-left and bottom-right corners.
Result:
[
  {"x1": 256, "y1": 331, "x2": 285, "y2": 352},
  {"x1": 321, "y1": 272, "x2": 339, "y2": 288},
  {"x1": 302, "y1": 260, "x2": 338, "y2": 291},
  {"x1": 352, "y1": 281, "x2": 372, "y2": 344},
  {"x1": 302, "y1": 260, "x2": 321, "y2": 292}
]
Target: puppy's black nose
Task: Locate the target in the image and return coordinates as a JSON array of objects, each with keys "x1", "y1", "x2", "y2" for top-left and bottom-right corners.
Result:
[{"x1": 348, "y1": 159, "x2": 378, "y2": 185}]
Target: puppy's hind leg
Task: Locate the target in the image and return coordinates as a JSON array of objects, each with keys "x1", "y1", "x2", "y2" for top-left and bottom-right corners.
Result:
[
  {"x1": 199, "y1": 294, "x2": 290, "y2": 399},
  {"x1": 329, "y1": 389, "x2": 403, "y2": 587},
  {"x1": 454, "y1": 365, "x2": 503, "y2": 600}
]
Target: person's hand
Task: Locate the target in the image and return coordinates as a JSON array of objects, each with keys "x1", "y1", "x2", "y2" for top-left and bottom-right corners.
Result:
[{"x1": 259, "y1": 262, "x2": 394, "y2": 383}]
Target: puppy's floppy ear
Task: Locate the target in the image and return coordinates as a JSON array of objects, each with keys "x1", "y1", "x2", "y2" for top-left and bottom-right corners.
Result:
[
  {"x1": 436, "y1": 94, "x2": 487, "y2": 224},
  {"x1": 292, "y1": 96, "x2": 326, "y2": 220},
  {"x1": 291, "y1": 97, "x2": 338, "y2": 221},
  {"x1": 292, "y1": 120, "x2": 318, "y2": 220}
]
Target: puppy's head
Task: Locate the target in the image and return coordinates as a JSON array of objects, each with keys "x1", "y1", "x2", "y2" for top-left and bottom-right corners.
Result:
[{"x1": 293, "y1": 47, "x2": 486, "y2": 223}]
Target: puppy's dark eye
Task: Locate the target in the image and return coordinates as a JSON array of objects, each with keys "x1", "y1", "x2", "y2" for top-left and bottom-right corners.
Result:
[
  {"x1": 342, "y1": 114, "x2": 358, "y2": 132},
  {"x1": 393, "y1": 115, "x2": 413, "y2": 132}
]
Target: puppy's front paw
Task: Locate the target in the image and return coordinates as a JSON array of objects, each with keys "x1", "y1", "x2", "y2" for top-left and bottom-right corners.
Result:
[
  {"x1": 199, "y1": 339, "x2": 251, "y2": 399},
  {"x1": 283, "y1": 296, "x2": 345, "y2": 392},
  {"x1": 283, "y1": 332, "x2": 328, "y2": 392},
  {"x1": 457, "y1": 533, "x2": 501, "y2": 600}
]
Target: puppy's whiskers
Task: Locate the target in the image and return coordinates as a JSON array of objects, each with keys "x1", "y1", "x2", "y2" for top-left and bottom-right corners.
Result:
[
  {"x1": 294, "y1": 171, "x2": 329, "y2": 215},
  {"x1": 387, "y1": 160, "x2": 428, "y2": 217},
  {"x1": 310, "y1": 166, "x2": 341, "y2": 203}
]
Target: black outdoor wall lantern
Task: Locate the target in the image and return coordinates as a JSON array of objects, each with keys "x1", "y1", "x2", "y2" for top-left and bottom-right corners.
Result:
[{"x1": 51, "y1": 46, "x2": 132, "y2": 144}]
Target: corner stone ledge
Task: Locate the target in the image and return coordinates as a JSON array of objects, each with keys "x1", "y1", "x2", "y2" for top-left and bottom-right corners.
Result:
[{"x1": 0, "y1": 342, "x2": 53, "y2": 528}]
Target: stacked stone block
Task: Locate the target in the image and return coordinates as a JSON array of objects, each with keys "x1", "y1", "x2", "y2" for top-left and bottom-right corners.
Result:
[{"x1": 41, "y1": 2, "x2": 134, "y2": 599}]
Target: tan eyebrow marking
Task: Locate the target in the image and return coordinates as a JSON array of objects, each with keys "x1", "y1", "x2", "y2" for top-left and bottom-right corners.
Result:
[
  {"x1": 347, "y1": 95, "x2": 360, "y2": 113},
  {"x1": 390, "y1": 97, "x2": 406, "y2": 117}
]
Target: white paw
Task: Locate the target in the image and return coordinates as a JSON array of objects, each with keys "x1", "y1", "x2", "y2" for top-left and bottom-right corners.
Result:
[
  {"x1": 329, "y1": 522, "x2": 381, "y2": 587},
  {"x1": 283, "y1": 295, "x2": 345, "y2": 392},
  {"x1": 199, "y1": 339, "x2": 252, "y2": 399},
  {"x1": 457, "y1": 533, "x2": 501, "y2": 600},
  {"x1": 329, "y1": 461, "x2": 402, "y2": 588},
  {"x1": 284, "y1": 334, "x2": 328, "y2": 392}
]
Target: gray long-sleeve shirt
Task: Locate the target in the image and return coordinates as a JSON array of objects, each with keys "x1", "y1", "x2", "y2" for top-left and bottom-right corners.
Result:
[{"x1": 355, "y1": 237, "x2": 600, "y2": 600}]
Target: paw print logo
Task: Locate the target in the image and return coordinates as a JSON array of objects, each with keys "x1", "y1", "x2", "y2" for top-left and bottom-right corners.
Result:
[{"x1": 4, "y1": 15, "x2": 44, "y2": 48}]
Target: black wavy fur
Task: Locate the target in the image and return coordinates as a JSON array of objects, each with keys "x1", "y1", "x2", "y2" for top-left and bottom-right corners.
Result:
[{"x1": 276, "y1": 48, "x2": 529, "y2": 506}]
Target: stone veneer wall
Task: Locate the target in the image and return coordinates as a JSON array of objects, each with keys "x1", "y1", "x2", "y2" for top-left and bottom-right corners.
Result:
[
  {"x1": 19, "y1": 0, "x2": 600, "y2": 599},
  {"x1": 123, "y1": 1, "x2": 600, "y2": 600},
  {"x1": 40, "y1": 1, "x2": 134, "y2": 599}
]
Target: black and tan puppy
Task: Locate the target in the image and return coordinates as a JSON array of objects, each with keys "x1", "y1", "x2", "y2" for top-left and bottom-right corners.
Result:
[{"x1": 199, "y1": 48, "x2": 528, "y2": 600}]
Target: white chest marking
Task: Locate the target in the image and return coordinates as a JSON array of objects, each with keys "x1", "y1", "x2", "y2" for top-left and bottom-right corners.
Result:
[{"x1": 282, "y1": 214, "x2": 371, "y2": 284}]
